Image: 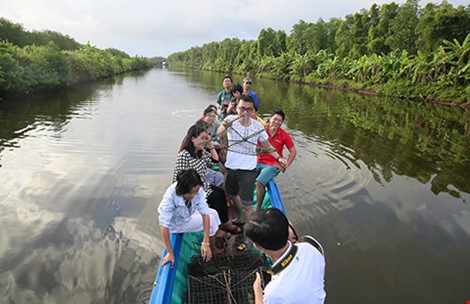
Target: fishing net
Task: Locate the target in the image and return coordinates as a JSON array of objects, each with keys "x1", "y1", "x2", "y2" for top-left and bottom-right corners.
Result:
[{"x1": 187, "y1": 250, "x2": 270, "y2": 304}]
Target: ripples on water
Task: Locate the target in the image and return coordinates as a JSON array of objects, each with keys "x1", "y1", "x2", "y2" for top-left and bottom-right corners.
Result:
[
  {"x1": 0, "y1": 74, "x2": 194, "y2": 303},
  {"x1": 0, "y1": 69, "x2": 469, "y2": 303},
  {"x1": 261, "y1": 86, "x2": 470, "y2": 303}
]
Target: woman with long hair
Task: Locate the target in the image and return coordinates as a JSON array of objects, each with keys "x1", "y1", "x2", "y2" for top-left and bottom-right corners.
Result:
[{"x1": 173, "y1": 124, "x2": 241, "y2": 234}]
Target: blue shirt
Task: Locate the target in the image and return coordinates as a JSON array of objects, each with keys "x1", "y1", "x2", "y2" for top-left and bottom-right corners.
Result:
[
  {"x1": 158, "y1": 183, "x2": 210, "y2": 228},
  {"x1": 247, "y1": 91, "x2": 259, "y2": 109}
]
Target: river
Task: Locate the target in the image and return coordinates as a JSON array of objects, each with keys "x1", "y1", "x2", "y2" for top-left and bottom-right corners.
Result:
[{"x1": 0, "y1": 68, "x2": 469, "y2": 304}]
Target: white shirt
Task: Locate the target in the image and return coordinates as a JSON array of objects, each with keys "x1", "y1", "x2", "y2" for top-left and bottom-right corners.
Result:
[
  {"x1": 157, "y1": 183, "x2": 209, "y2": 228},
  {"x1": 264, "y1": 242, "x2": 326, "y2": 304},
  {"x1": 224, "y1": 115, "x2": 268, "y2": 170}
]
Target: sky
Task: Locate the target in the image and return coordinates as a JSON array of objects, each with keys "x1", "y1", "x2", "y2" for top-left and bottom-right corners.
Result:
[{"x1": 1, "y1": 0, "x2": 468, "y2": 58}]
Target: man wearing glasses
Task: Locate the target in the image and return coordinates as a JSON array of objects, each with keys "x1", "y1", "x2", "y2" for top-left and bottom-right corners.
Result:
[
  {"x1": 217, "y1": 95, "x2": 287, "y2": 225},
  {"x1": 242, "y1": 77, "x2": 259, "y2": 110}
]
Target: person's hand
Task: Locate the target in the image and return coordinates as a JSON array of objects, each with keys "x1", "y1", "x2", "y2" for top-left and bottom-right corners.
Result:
[
  {"x1": 206, "y1": 139, "x2": 215, "y2": 151},
  {"x1": 253, "y1": 272, "x2": 263, "y2": 295},
  {"x1": 222, "y1": 120, "x2": 232, "y2": 128},
  {"x1": 162, "y1": 252, "x2": 175, "y2": 268},
  {"x1": 278, "y1": 157, "x2": 287, "y2": 171},
  {"x1": 201, "y1": 243, "x2": 212, "y2": 262}
]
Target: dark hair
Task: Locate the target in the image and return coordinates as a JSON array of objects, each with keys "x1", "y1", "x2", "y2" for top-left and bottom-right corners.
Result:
[
  {"x1": 179, "y1": 124, "x2": 208, "y2": 158},
  {"x1": 175, "y1": 169, "x2": 203, "y2": 196},
  {"x1": 245, "y1": 208, "x2": 288, "y2": 250},
  {"x1": 271, "y1": 108, "x2": 285, "y2": 121},
  {"x1": 223, "y1": 75, "x2": 233, "y2": 82},
  {"x1": 231, "y1": 84, "x2": 243, "y2": 95},
  {"x1": 204, "y1": 104, "x2": 217, "y2": 113},
  {"x1": 203, "y1": 106, "x2": 216, "y2": 117},
  {"x1": 196, "y1": 120, "x2": 209, "y2": 129},
  {"x1": 239, "y1": 94, "x2": 255, "y2": 105}
]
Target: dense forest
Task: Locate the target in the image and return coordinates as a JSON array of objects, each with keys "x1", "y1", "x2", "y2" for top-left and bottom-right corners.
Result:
[
  {"x1": 168, "y1": 0, "x2": 470, "y2": 105},
  {"x1": 0, "y1": 18, "x2": 162, "y2": 95}
]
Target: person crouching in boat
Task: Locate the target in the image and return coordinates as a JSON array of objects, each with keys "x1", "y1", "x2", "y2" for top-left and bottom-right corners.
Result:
[
  {"x1": 174, "y1": 124, "x2": 242, "y2": 235},
  {"x1": 158, "y1": 169, "x2": 225, "y2": 266}
]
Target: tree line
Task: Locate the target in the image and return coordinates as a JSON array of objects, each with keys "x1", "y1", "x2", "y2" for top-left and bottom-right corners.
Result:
[
  {"x1": 168, "y1": 0, "x2": 470, "y2": 105},
  {"x1": 0, "y1": 18, "x2": 159, "y2": 95}
]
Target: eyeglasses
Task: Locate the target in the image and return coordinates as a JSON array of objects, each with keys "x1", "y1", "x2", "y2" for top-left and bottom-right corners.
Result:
[
  {"x1": 238, "y1": 106, "x2": 254, "y2": 113},
  {"x1": 245, "y1": 82, "x2": 252, "y2": 85}
]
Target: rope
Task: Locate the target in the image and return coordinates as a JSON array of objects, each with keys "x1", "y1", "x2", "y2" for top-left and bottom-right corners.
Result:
[{"x1": 213, "y1": 115, "x2": 275, "y2": 156}]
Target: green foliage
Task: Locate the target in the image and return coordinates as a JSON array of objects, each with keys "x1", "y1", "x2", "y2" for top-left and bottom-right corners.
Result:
[
  {"x1": 0, "y1": 18, "x2": 32, "y2": 47},
  {"x1": 0, "y1": 42, "x2": 26, "y2": 91},
  {"x1": 418, "y1": 2, "x2": 470, "y2": 55},
  {"x1": 287, "y1": 20, "x2": 310, "y2": 55},
  {"x1": 18, "y1": 42, "x2": 70, "y2": 88},
  {"x1": 259, "y1": 80, "x2": 469, "y2": 195},
  {"x1": 335, "y1": 14, "x2": 354, "y2": 58},
  {"x1": 386, "y1": 0, "x2": 420, "y2": 54},
  {"x1": 0, "y1": 31, "x2": 155, "y2": 94},
  {"x1": 168, "y1": 1, "x2": 470, "y2": 104},
  {"x1": 367, "y1": 3, "x2": 399, "y2": 54},
  {"x1": 105, "y1": 48, "x2": 131, "y2": 59},
  {"x1": 0, "y1": 18, "x2": 80, "y2": 50}
]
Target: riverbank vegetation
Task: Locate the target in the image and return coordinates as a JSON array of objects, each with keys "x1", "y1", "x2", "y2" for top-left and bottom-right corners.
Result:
[
  {"x1": 0, "y1": 18, "x2": 158, "y2": 95},
  {"x1": 168, "y1": 0, "x2": 470, "y2": 106}
]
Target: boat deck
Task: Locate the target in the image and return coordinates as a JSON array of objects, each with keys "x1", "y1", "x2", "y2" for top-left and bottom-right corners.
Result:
[{"x1": 150, "y1": 180, "x2": 283, "y2": 304}]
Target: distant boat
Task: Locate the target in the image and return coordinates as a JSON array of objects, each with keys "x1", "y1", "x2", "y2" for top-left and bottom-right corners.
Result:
[{"x1": 161, "y1": 62, "x2": 167, "y2": 68}]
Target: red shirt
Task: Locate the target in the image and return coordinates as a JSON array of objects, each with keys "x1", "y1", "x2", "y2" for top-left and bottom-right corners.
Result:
[{"x1": 257, "y1": 125, "x2": 295, "y2": 166}]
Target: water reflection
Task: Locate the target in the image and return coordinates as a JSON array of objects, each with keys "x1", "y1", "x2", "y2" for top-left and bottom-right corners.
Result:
[
  {"x1": 181, "y1": 69, "x2": 470, "y2": 197},
  {"x1": 0, "y1": 68, "x2": 469, "y2": 303},
  {"x1": 0, "y1": 72, "x2": 172, "y2": 303},
  {"x1": 255, "y1": 83, "x2": 469, "y2": 200}
]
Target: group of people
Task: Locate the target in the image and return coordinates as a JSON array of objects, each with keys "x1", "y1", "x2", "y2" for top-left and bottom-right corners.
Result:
[{"x1": 157, "y1": 76, "x2": 326, "y2": 303}]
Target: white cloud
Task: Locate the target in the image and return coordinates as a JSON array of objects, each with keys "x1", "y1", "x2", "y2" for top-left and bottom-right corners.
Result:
[{"x1": 1, "y1": 0, "x2": 468, "y2": 57}]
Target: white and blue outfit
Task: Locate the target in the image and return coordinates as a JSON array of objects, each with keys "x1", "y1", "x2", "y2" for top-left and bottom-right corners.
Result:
[{"x1": 158, "y1": 183, "x2": 221, "y2": 236}]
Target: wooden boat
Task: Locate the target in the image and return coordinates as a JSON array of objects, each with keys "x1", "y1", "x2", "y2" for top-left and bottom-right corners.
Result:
[{"x1": 149, "y1": 179, "x2": 286, "y2": 304}]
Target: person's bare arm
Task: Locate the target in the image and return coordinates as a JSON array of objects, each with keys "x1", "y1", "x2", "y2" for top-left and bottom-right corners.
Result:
[
  {"x1": 160, "y1": 226, "x2": 174, "y2": 267},
  {"x1": 261, "y1": 140, "x2": 287, "y2": 169},
  {"x1": 201, "y1": 214, "x2": 212, "y2": 262},
  {"x1": 285, "y1": 146, "x2": 297, "y2": 171}
]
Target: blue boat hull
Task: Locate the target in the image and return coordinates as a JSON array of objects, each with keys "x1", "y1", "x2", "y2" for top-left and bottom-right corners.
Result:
[{"x1": 149, "y1": 179, "x2": 285, "y2": 304}]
